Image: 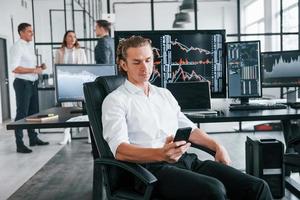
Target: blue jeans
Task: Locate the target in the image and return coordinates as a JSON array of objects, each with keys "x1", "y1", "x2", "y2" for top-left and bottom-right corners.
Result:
[{"x1": 13, "y1": 78, "x2": 39, "y2": 147}]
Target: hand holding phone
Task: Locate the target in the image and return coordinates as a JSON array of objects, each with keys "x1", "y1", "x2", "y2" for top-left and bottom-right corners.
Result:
[
  {"x1": 40, "y1": 63, "x2": 47, "y2": 70},
  {"x1": 173, "y1": 127, "x2": 192, "y2": 142}
]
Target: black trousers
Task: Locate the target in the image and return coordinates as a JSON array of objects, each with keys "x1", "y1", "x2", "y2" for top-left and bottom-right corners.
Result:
[
  {"x1": 143, "y1": 153, "x2": 272, "y2": 200},
  {"x1": 13, "y1": 78, "x2": 39, "y2": 147}
]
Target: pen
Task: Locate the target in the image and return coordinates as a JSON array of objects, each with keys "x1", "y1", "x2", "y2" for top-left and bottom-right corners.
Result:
[{"x1": 37, "y1": 114, "x2": 55, "y2": 118}]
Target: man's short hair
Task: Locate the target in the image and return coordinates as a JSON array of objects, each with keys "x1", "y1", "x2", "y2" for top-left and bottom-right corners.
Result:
[
  {"x1": 116, "y1": 36, "x2": 152, "y2": 76},
  {"x1": 96, "y1": 20, "x2": 112, "y2": 32},
  {"x1": 18, "y1": 23, "x2": 31, "y2": 34}
]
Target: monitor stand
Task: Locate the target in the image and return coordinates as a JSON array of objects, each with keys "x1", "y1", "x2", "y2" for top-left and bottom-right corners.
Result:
[
  {"x1": 230, "y1": 97, "x2": 250, "y2": 107},
  {"x1": 70, "y1": 101, "x2": 87, "y2": 115},
  {"x1": 286, "y1": 87, "x2": 298, "y2": 104}
]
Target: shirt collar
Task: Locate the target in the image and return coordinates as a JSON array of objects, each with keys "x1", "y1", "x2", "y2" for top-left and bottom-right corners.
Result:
[
  {"x1": 19, "y1": 39, "x2": 31, "y2": 45},
  {"x1": 124, "y1": 79, "x2": 156, "y2": 95}
]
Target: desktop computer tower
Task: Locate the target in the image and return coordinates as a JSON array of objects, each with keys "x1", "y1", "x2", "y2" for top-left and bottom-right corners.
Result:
[{"x1": 245, "y1": 136, "x2": 285, "y2": 198}]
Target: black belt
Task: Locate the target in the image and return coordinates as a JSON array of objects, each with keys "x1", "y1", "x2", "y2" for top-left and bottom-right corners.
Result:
[{"x1": 15, "y1": 78, "x2": 38, "y2": 85}]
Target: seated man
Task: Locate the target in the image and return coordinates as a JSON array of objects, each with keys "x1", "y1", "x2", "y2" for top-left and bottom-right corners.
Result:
[{"x1": 102, "y1": 36, "x2": 272, "y2": 200}]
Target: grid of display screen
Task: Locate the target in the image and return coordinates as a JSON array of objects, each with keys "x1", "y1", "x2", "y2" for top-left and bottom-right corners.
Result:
[
  {"x1": 114, "y1": 30, "x2": 226, "y2": 98},
  {"x1": 227, "y1": 41, "x2": 262, "y2": 99},
  {"x1": 261, "y1": 50, "x2": 300, "y2": 87},
  {"x1": 54, "y1": 64, "x2": 116, "y2": 103}
]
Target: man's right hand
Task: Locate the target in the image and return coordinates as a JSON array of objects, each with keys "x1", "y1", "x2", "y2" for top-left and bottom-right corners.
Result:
[{"x1": 161, "y1": 135, "x2": 191, "y2": 163}]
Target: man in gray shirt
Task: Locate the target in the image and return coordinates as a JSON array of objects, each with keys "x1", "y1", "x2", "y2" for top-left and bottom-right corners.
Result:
[{"x1": 94, "y1": 20, "x2": 114, "y2": 64}]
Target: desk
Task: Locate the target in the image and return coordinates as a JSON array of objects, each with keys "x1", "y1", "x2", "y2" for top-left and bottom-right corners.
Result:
[
  {"x1": 7, "y1": 106, "x2": 300, "y2": 146},
  {"x1": 187, "y1": 107, "x2": 300, "y2": 147},
  {"x1": 6, "y1": 107, "x2": 89, "y2": 130},
  {"x1": 7, "y1": 106, "x2": 98, "y2": 158}
]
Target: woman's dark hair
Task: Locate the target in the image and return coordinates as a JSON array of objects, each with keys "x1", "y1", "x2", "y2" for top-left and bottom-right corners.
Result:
[
  {"x1": 116, "y1": 35, "x2": 152, "y2": 76},
  {"x1": 61, "y1": 30, "x2": 80, "y2": 49},
  {"x1": 96, "y1": 20, "x2": 112, "y2": 32},
  {"x1": 18, "y1": 23, "x2": 31, "y2": 34}
]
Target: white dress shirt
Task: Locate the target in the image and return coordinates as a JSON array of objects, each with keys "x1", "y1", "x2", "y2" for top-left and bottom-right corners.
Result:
[
  {"x1": 102, "y1": 80, "x2": 197, "y2": 157},
  {"x1": 64, "y1": 48, "x2": 74, "y2": 64},
  {"x1": 55, "y1": 47, "x2": 87, "y2": 64},
  {"x1": 10, "y1": 39, "x2": 38, "y2": 81}
]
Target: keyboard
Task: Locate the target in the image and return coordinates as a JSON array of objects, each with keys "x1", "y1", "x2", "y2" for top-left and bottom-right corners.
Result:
[
  {"x1": 229, "y1": 103, "x2": 287, "y2": 111},
  {"x1": 183, "y1": 109, "x2": 218, "y2": 116}
]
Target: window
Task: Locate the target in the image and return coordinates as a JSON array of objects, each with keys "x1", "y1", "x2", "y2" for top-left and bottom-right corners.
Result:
[{"x1": 241, "y1": 0, "x2": 264, "y2": 33}]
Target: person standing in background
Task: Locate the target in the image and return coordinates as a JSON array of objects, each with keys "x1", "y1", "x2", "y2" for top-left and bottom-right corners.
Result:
[
  {"x1": 54, "y1": 30, "x2": 88, "y2": 145},
  {"x1": 54, "y1": 30, "x2": 87, "y2": 64},
  {"x1": 94, "y1": 19, "x2": 114, "y2": 64},
  {"x1": 10, "y1": 23, "x2": 49, "y2": 153}
]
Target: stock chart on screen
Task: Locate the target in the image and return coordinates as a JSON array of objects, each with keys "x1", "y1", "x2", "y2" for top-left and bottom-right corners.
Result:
[{"x1": 261, "y1": 50, "x2": 300, "y2": 87}]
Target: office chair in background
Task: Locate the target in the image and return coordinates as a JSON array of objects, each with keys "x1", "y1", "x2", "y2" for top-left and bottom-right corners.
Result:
[{"x1": 83, "y1": 75, "x2": 216, "y2": 200}]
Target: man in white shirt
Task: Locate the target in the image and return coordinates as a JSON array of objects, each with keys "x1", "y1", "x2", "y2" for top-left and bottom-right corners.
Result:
[
  {"x1": 10, "y1": 23, "x2": 49, "y2": 153},
  {"x1": 102, "y1": 36, "x2": 272, "y2": 199}
]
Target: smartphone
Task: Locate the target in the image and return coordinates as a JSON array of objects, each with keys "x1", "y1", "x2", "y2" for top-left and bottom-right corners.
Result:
[{"x1": 173, "y1": 127, "x2": 192, "y2": 142}]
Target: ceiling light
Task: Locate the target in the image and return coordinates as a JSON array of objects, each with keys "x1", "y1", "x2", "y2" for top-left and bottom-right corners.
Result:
[
  {"x1": 172, "y1": 21, "x2": 185, "y2": 28},
  {"x1": 174, "y1": 12, "x2": 191, "y2": 24},
  {"x1": 180, "y1": 0, "x2": 194, "y2": 12}
]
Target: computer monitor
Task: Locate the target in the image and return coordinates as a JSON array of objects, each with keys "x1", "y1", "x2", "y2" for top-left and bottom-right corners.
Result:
[
  {"x1": 261, "y1": 50, "x2": 300, "y2": 87},
  {"x1": 166, "y1": 81, "x2": 211, "y2": 110},
  {"x1": 54, "y1": 64, "x2": 117, "y2": 103},
  {"x1": 114, "y1": 30, "x2": 226, "y2": 98},
  {"x1": 226, "y1": 41, "x2": 262, "y2": 104}
]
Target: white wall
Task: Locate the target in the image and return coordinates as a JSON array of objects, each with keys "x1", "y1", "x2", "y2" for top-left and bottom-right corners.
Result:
[{"x1": 0, "y1": 0, "x2": 33, "y2": 123}]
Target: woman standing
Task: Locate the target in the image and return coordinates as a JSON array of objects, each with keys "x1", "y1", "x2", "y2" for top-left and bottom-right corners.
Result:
[
  {"x1": 55, "y1": 30, "x2": 87, "y2": 64},
  {"x1": 94, "y1": 20, "x2": 114, "y2": 64},
  {"x1": 55, "y1": 30, "x2": 87, "y2": 145}
]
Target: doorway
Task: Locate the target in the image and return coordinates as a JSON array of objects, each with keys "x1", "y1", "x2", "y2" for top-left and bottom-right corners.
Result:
[{"x1": 0, "y1": 38, "x2": 11, "y2": 121}]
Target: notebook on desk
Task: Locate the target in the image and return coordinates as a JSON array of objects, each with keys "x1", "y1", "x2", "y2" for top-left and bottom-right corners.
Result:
[{"x1": 166, "y1": 81, "x2": 218, "y2": 116}]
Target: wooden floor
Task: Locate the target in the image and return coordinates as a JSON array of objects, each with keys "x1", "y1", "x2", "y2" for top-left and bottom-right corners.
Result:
[{"x1": 8, "y1": 140, "x2": 94, "y2": 200}]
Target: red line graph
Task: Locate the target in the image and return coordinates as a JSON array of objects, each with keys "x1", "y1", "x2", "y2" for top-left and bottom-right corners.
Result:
[
  {"x1": 171, "y1": 39, "x2": 211, "y2": 55},
  {"x1": 149, "y1": 66, "x2": 161, "y2": 83},
  {"x1": 171, "y1": 66, "x2": 207, "y2": 82},
  {"x1": 177, "y1": 58, "x2": 212, "y2": 65}
]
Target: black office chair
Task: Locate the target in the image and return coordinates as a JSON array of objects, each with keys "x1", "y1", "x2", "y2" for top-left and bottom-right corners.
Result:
[
  {"x1": 284, "y1": 137, "x2": 300, "y2": 198},
  {"x1": 83, "y1": 75, "x2": 216, "y2": 200}
]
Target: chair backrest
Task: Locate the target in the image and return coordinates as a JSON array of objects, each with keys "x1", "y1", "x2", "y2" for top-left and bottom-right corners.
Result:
[{"x1": 83, "y1": 75, "x2": 125, "y2": 159}]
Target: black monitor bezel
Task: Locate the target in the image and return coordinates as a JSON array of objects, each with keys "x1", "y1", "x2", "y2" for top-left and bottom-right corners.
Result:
[
  {"x1": 114, "y1": 29, "x2": 227, "y2": 98},
  {"x1": 54, "y1": 64, "x2": 117, "y2": 103},
  {"x1": 226, "y1": 40, "x2": 262, "y2": 99},
  {"x1": 261, "y1": 50, "x2": 300, "y2": 88}
]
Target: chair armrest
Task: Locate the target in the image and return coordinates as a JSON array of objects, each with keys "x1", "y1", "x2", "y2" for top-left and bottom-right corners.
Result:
[
  {"x1": 191, "y1": 143, "x2": 216, "y2": 157},
  {"x1": 95, "y1": 158, "x2": 157, "y2": 185},
  {"x1": 284, "y1": 153, "x2": 300, "y2": 166}
]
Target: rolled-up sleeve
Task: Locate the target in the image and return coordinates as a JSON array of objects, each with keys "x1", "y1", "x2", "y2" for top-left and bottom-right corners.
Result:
[
  {"x1": 178, "y1": 112, "x2": 197, "y2": 130},
  {"x1": 102, "y1": 92, "x2": 130, "y2": 157}
]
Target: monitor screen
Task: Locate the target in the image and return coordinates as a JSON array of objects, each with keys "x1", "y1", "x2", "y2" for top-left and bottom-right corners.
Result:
[
  {"x1": 114, "y1": 30, "x2": 226, "y2": 98},
  {"x1": 54, "y1": 64, "x2": 117, "y2": 102},
  {"x1": 166, "y1": 81, "x2": 211, "y2": 110},
  {"x1": 227, "y1": 41, "x2": 262, "y2": 99},
  {"x1": 261, "y1": 50, "x2": 300, "y2": 87}
]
